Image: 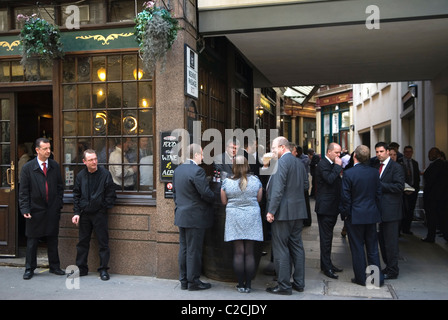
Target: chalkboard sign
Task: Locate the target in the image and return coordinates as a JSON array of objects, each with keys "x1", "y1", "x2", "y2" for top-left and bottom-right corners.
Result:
[{"x1": 160, "y1": 131, "x2": 180, "y2": 182}]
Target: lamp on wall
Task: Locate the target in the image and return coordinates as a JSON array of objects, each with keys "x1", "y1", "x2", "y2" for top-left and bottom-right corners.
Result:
[
  {"x1": 408, "y1": 83, "x2": 418, "y2": 98},
  {"x1": 255, "y1": 106, "x2": 264, "y2": 117}
]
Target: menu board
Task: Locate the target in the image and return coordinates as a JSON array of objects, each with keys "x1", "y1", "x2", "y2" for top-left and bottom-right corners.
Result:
[{"x1": 160, "y1": 131, "x2": 179, "y2": 182}]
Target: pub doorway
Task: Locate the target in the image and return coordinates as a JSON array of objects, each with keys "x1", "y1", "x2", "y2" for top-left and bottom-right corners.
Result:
[{"x1": 17, "y1": 90, "x2": 53, "y2": 247}]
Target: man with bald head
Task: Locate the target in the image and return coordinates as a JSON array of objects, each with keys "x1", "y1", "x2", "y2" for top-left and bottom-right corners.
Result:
[
  {"x1": 315, "y1": 142, "x2": 343, "y2": 280},
  {"x1": 265, "y1": 137, "x2": 309, "y2": 295}
]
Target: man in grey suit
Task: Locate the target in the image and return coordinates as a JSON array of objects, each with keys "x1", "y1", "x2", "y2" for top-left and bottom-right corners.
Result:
[
  {"x1": 265, "y1": 137, "x2": 309, "y2": 295},
  {"x1": 375, "y1": 142, "x2": 405, "y2": 280},
  {"x1": 173, "y1": 143, "x2": 215, "y2": 291}
]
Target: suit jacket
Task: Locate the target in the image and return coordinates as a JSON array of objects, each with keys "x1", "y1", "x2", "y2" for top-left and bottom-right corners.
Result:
[
  {"x1": 213, "y1": 152, "x2": 233, "y2": 176},
  {"x1": 377, "y1": 159, "x2": 405, "y2": 222},
  {"x1": 339, "y1": 163, "x2": 382, "y2": 224},
  {"x1": 266, "y1": 152, "x2": 308, "y2": 221},
  {"x1": 423, "y1": 158, "x2": 448, "y2": 206},
  {"x1": 173, "y1": 160, "x2": 215, "y2": 229},
  {"x1": 403, "y1": 158, "x2": 420, "y2": 191},
  {"x1": 315, "y1": 157, "x2": 342, "y2": 216},
  {"x1": 19, "y1": 158, "x2": 64, "y2": 238}
]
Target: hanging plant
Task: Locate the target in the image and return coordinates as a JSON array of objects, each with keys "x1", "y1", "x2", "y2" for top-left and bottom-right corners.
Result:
[
  {"x1": 134, "y1": 1, "x2": 180, "y2": 75},
  {"x1": 17, "y1": 14, "x2": 64, "y2": 75}
]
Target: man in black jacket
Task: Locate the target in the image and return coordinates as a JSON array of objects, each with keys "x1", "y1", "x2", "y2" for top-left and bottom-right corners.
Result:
[
  {"x1": 315, "y1": 142, "x2": 343, "y2": 280},
  {"x1": 20, "y1": 138, "x2": 64, "y2": 280},
  {"x1": 72, "y1": 149, "x2": 116, "y2": 280}
]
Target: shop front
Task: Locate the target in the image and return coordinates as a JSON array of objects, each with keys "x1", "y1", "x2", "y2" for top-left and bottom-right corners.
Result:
[
  {"x1": 316, "y1": 90, "x2": 353, "y2": 155},
  {"x1": 0, "y1": 1, "x2": 257, "y2": 279}
]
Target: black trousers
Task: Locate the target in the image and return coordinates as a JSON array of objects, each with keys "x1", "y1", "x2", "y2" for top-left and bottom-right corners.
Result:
[
  {"x1": 178, "y1": 227, "x2": 206, "y2": 286},
  {"x1": 378, "y1": 220, "x2": 400, "y2": 276},
  {"x1": 402, "y1": 191, "x2": 418, "y2": 232},
  {"x1": 25, "y1": 236, "x2": 60, "y2": 271},
  {"x1": 317, "y1": 214, "x2": 338, "y2": 271},
  {"x1": 76, "y1": 211, "x2": 110, "y2": 273}
]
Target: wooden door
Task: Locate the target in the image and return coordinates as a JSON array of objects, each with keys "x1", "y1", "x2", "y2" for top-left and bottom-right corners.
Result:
[{"x1": 0, "y1": 93, "x2": 17, "y2": 256}]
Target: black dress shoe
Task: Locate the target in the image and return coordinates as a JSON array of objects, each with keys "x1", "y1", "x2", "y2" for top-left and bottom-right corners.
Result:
[
  {"x1": 49, "y1": 268, "x2": 65, "y2": 275},
  {"x1": 351, "y1": 278, "x2": 365, "y2": 286},
  {"x1": 188, "y1": 281, "x2": 211, "y2": 291},
  {"x1": 266, "y1": 286, "x2": 292, "y2": 295},
  {"x1": 291, "y1": 283, "x2": 304, "y2": 292},
  {"x1": 100, "y1": 270, "x2": 110, "y2": 281},
  {"x1": 180, "y1": 282, "x2": 188, "y2": 290},
  {"x1": 331, "y1": 266, "x2": 343, "y2": 272},
  {"x1": 323, "y1": 269, "x2": 338, "y2": 279},
  {"x1": 421, "y1": 237, "x2": 435, "y2": 243},
  {"x1": 23, "y1": 270, "x2": 34, "y2": 280},
  {"x1": 383, "y1": 273, "x2": 398, "y2": 280}
]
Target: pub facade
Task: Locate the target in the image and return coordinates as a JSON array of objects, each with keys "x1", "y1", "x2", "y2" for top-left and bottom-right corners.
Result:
[{"x1": 0, "y1": 0, "x2": 258, "y2": 279}]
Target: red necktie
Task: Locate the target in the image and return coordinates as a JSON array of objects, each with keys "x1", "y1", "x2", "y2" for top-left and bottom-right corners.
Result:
[
  {"x1": 379, "y1": 163, "x2": 384, "y2": 175},
  {"x1": 43, "y1": 162, "x2": 48, "y2": 202}
]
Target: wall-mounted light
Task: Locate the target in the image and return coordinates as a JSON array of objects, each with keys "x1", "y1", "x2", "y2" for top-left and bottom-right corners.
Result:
[
  {"x1": 255, "y1": 106, "x2": 264, "y2": 117},
  {"x1": 133, "y1": 68, "x2": 143, "y2": 80},
  {"x1": 408, "y1": 83, "x2": 418, "y2": 98},
  {"x1": 97, "y1": 67, "x2": 106, "y2": 81}
]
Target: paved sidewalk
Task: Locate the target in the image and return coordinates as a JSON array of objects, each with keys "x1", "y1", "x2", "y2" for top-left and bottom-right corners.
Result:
[{"x1": 1, "y1": 200, "x2": 448, "y2": 301}]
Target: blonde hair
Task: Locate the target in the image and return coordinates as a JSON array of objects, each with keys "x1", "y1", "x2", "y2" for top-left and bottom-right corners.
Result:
[{"x1": 232, "y1": 155, "x2": 249, "y2": 191}]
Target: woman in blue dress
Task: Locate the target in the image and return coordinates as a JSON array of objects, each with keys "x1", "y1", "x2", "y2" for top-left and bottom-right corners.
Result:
[{"x1": 221, "y1": 156, "x2": 263, "y2": 293}]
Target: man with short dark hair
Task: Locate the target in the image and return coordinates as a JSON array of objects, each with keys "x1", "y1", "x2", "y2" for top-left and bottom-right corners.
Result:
[
  {"x1": 72, "y1": 149, "x2": 116, "y2": 281},
  {"x1": 401, "y1": 145, "x2": 420, "y2": 235},
  {"x1": 375, "y1": 142, "x2": 405, "y2": 279},
  {"x1": 20, "y1": 138, "x2": 64, "y2": 280}
]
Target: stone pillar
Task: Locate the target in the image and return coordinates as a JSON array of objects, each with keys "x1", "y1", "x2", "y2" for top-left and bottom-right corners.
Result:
[{"x1": 153, "y1": 0, "x2": 199, "y2": 279}]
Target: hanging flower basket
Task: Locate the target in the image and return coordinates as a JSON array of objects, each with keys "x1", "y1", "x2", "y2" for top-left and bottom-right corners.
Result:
[
  {"x1": 17, "y1": 14, "x2": 64, "y2": 71},
  {"x1": 134, "y1": 1, "x2": 180, "y2": 75}
]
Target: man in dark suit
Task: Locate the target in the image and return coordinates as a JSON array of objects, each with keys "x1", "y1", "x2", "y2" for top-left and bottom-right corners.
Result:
[
  {"x1": 307, "y1": 148, "x2": 320, "y2": 197},
  {"x1": 315, "y1": 142, "x2": 343, "y2": 279},
  {"x1": 213, "y1": 138, "x2": 240, "y2": 177},
  {"x1": 401, "y1": 145, "x2": 420, "y2": 235},
  {"x1": 173, "y1": 143, "x2": 215, "y2": 291},
  {"x1": 265, "y1": 137, "x2": 309, "y2": 295},
  {"x1": 19, "y1": 138, "x2": 64, "y2": 280},
  {"x1": 340, "y1": 145, "x2": 384, "y2": 287},
  {"x1": 422, "y1": 147, "x2": 448, "y2": 243},
  {"x1": 375, "y1": 142, "x2": 405, "y2": 280}
]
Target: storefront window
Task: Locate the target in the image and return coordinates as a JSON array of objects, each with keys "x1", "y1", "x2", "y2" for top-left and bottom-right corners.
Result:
[
  {"x1": 0, "y1": 10, "x2": 7, "y2": 32},
  {"x1": 62, "y1": 54, "x2": 154, "y2": 193},
  {"x1": 109, "y1": 0, "x2": 145, "y2": 22},
  {"x1": 62, "y1": 1, "x2": 105, "y2": 26},
  {"x1": 0, "y1": 60, "x2": 51, "y2": 82}
]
